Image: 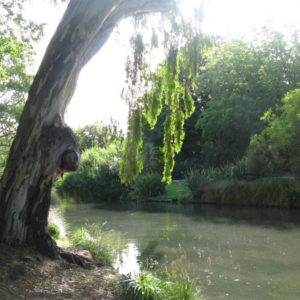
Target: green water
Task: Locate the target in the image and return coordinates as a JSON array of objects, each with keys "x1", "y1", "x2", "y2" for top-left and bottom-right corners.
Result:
[{"x1": 63, "y1": 203, "x2": 300, "y2": 300}]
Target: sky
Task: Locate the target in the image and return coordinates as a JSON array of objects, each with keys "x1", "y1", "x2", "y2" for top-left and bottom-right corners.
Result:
[{"x1": 25, "y1": 0, "x2": 300, "y2": 131}]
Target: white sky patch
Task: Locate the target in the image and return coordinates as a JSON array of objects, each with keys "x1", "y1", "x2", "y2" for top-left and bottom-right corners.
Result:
[
  {"x1": 65, "y1": 25, "x2": 131, "y2": 131},
  {"x1": 24, "y1": 0, "x2": 300, "y2": 131},
  {"x1": 201, "y1": 0, "x2": 300, "y2": 38}
]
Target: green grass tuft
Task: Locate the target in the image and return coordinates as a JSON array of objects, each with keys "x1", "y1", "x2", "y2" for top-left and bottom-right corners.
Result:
[
  {"x1": 70, "y1": 223, "x2": 124, "y2": 264},
  {"x1": 120, "y1": 269, "x2": 199, "y2": 300}
]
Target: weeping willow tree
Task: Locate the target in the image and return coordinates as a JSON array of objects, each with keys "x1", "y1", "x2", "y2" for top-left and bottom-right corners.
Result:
[{"x1": 120, "y1": 23, "x2": 204, "y2": 184}]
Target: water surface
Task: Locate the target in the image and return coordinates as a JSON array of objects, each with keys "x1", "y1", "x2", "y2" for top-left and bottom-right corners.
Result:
[{"x1": 63, "y1": 203, "x2": 300, "y2": 300}]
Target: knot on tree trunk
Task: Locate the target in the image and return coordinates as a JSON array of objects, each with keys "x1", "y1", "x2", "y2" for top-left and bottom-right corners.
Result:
[
  {"x1": 41, "y1": 121, "x2": 80, "y2": 174},
  {"x1": 60, "y1": 149, "x2": 80, "y2": 172}
]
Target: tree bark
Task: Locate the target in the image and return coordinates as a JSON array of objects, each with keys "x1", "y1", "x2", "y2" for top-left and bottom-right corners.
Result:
[{"x1": 0, "y1": 0, "x2": 174, "y2": 256}]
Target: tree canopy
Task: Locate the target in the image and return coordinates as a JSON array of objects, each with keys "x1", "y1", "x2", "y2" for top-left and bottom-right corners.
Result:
[
  {"x1": 248, "y1": 89, "x2": 300, "y2": 175},
  {"x1": 0, "y1": 0, "x2": 43, "y2": 169},
  {"x1": 122, "y1": 28, "x2": 300, "y2": 179}
]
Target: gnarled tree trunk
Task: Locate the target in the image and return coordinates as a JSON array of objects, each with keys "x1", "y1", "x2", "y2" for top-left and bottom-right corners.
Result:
[{"x1": 0, "y1": 0, "x2": 174, "y2": 257}]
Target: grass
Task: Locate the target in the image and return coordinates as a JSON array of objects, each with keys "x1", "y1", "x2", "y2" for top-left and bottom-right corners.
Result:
[
  {"x1": 48, "y1": 206, "x2": 125, "y2": 262},
  {"x1": 120, "y1": 269, "x2": 199, "y2": 300},
  {"x1": 151, "y1": 180, "x2": 192, "y2": 201},
  {"x1": 70, "y1": 223, "x2": 125, "y2": 264}
]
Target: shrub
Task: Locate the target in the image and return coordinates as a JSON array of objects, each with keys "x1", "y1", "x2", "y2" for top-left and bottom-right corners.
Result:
[
  {"x1": 185, "y1": 169, "x2": 210, "y2": 200},
  {"x1": 132, "y1": 173, "x2": 166, "y2": 200},
  {"x1": 56, "y1": 144, "x2": 127, "y2": 202},
  {"x1": 185, "y1": 159, "x2": 248, "y2": 201},
  {"x1": 244, "y1": 145, "x2": 271, "y2": 178}
]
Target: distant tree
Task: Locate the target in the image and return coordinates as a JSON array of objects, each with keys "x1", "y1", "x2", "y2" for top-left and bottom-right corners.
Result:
[
  {"x1": 196, "y1": 30, "x2": 300, "y2": 167},
  {"x1": 0, "y1": 0, "x2": 43, "y2": 170},
  {"x1": 75, "y1": 120, "x2": 124, "y2": 151},
  {"x1": 247, "y1": 89, "x2": 300, "y2": 175}
]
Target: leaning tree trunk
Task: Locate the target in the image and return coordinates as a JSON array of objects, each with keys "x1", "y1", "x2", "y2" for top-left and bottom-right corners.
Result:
[{"x1": 0, "y1": 0, "x2": 174, "y2": 257}]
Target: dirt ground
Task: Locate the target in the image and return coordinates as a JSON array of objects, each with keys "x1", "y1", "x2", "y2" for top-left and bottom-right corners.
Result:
[{"x1": 0, "y1": 244, "x2": 122, "y2": 300}]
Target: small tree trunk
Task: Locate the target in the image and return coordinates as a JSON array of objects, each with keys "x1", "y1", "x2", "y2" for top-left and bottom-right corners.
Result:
[{"x1": 0, "y1": 0, "x2": 174, "y2": 256}]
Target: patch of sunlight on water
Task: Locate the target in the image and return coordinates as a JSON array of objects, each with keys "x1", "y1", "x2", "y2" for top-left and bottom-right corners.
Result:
[{"x1": 114, "y1": 241, "x2": 140, "y2": 276}]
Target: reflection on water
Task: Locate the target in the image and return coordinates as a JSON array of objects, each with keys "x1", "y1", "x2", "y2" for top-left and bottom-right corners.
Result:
[
  {"x1": 114, "y1": 241, "x2": 140, "y2": 275},
  {"x1": 63, "y1": 202, "x2": 300, "y2": 300}
]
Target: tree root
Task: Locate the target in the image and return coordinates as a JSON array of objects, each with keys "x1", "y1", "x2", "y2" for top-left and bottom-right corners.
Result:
[
  {"x1": 35, "y1": 234, "x2": 103, "y2": 269},
  {"x1": 59, "y1": 249, "x2": 104, "y2": 269}
]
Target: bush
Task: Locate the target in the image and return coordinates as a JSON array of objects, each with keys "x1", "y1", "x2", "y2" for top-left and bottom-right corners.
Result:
[
  {"x1": 244, "y1": 149, "x2": 270, "y2": 177},
  {"x1": 185, "y1": 159, "x2": 248, "y2": 201},
  {"x1": 132, "y1": 173, "x2": 166, "y2": 200},
  {"x1": 185, "y1": 169, "x2": 210, "y2": 200},
  {"x1": 56, "y1": 144, "x2": 127, "y2": 202}
]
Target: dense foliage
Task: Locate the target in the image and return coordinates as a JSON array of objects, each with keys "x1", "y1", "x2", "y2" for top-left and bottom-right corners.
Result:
[
  {"x1": 130, "y1": 172, "x2": 166, "y2": 200},
  {"x1": 247, "y1": 89, "x2": 300, "y2": 176},
  {"x1": 119, "y1": 109, "x2": 144, "y2": 185},
  {"x1": 120, "y1": 34, "x2": 206, "y2": 184},
  {"x1": 139, "y1": 29, "x2": 300, "y2": 180},
  {"x1": 196, "y1": 30, "x2": 300, "y2": 167},
  {"x1": 57, "y1": 144, "x2": 127, "y2": 202},
  {"x1": 0, "y1": 0, "x2": 43, "y2": 170},
  {"x1": 75, "y1": 121, "x2": 124, "y2": 151}
]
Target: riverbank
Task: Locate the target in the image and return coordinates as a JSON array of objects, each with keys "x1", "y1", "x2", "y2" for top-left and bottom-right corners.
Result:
[
  {"x1": 150, "y1": 177, "x2": 300, "y2": 208},
  {"x1": 0, "y1": 244, "x2": 121, "y2": 299},
  {"x1": 200, "y1": 177, "x2": 300, "y2": 208}
]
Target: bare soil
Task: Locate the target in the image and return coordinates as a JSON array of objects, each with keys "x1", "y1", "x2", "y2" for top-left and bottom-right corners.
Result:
[{"x1": 0, "y1": 244, "x2": 122, "y2": 300}]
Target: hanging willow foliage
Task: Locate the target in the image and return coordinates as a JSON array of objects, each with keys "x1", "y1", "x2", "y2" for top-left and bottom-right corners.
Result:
[
  {"x1": 159, "y1": 40, "x2": 198, "y2": 183},
  {"x1": 119, "y1": 108, "x2": 143, "y2": 184},
  {"x1": 120, "y1": 16, "x2": 203, "y2": 184}
]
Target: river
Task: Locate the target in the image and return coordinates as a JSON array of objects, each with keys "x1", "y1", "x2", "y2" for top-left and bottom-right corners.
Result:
[{"x1": 62, "y1": 202, "x2": 300, "y2": 300}]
